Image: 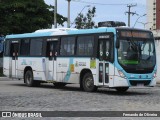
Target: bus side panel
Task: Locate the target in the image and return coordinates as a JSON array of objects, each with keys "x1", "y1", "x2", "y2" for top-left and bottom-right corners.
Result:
[
  {"x1": 18, "y1": 57, "x2": 47, "y2": 81},
  {"x1": 3, "y1": 57, "x2": 11, "y2": 77},
  {"x1": 56, "y1": 58, "x2": 79, "y2": 84},
  {"x1": 56, "y1": 57, "x2": 96, "y2": 84},
  {"x1": 17, "y1": 57, "x2": 27, "y2": 79},
  {"x1": 74, "y1": 58, "x2": 97, "y2": 84}
]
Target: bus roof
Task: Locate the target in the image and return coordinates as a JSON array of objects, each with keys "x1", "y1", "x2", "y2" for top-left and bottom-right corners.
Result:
[
  {"x1": 5, "y1": 27, "x2": 150, "y2": 39},
  {"x1": 5, "y1": 27, "x2": 116, "y2": 39}
]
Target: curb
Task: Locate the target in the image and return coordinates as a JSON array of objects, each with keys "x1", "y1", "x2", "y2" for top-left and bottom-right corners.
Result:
[
  {"x1": 0, "y1": 77, "x2": 11, "y2": 81},
  {"x1": 156, "y1": 81, "x2": 160, "y2": 84}
]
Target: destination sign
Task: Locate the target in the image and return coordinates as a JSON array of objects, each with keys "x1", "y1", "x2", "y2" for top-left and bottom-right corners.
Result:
[
  {"x1": 47, "y1": 38, "x2": 58, "y2": 41},
  {"x1": 120, "y1": 31, "x2": 151, "y2": 38}
]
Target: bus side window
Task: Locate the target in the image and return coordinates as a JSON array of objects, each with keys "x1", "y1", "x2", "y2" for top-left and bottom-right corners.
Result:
[
  {"x1": 4, "y1": 40, "x2": 10, "y2": 56},
  {"x1": 60, "y1": 37, "x2": 75, "y2": 56},
  {"x1": 20, "y1": 39, "x2": 30, "y2": 56},
  {"x1": 77, "y1": 36, "x2": 94, "y2": 56}
]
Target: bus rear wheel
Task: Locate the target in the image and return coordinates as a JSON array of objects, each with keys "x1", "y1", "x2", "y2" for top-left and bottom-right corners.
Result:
[
  {"x1": 24, "y1": 70, "x2": 39, "y2": 87},
  {"x1": 82, "y1": 73, "x2": 97, "y2": 92},
  {"x1": 115, "y1": 87, "x2": 129, "y2": 93}
]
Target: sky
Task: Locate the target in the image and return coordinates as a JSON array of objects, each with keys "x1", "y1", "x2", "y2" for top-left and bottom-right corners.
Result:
[{"x1": 44, "y1": 0, "x2": 146, "y2": 28}]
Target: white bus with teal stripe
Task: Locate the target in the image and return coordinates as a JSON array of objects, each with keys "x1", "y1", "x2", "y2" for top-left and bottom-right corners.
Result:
[{"x1": 3, "y1": 27, "x2": 157, "y2": 92}]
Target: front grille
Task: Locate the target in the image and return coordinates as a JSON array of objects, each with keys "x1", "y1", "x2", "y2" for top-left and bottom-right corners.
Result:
[{"x1": 129, "y1": 80, "x2": 151, "y2": 86}]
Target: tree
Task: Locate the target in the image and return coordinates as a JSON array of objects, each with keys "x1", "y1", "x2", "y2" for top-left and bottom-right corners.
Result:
[
  {"x1": 75, "y1": 7, "x2": 96, "y2": 29},
  {"x1": 0, "y1": 0, "x2": 67, "y2": 35}
]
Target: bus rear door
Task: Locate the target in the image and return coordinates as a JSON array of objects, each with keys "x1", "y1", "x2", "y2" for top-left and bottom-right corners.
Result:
[
  {"x1": 46, "y1": 40, "x2": 58, "y2": 81},
  {"x1": 10, "y1": 41, "x2": 19, "y2": 78}
]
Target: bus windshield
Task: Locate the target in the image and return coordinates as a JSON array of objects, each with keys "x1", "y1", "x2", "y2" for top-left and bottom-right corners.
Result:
[{"x1": 117, "y1": 31, "x2": 156, "y2": 73}]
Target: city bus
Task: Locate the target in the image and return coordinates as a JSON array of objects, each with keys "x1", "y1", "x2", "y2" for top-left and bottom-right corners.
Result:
[{"x1": 3, "y1": 25, "x2": 157, "y2": 92}]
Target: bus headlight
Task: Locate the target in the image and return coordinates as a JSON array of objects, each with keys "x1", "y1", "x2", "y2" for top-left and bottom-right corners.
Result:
[
  {"x1": 153, "y1": 72, "x2": 157, "y2": 78},
  {"x1": 118, "y1": 70, "x2": 125, "y2": 78}
]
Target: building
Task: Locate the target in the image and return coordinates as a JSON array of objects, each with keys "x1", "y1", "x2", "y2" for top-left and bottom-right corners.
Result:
[
  {"x1": 147, "y1": 0, "x2": 160, "y2": 30},
  {"x1": 147, "y1": 0, "x2": 160, "y2": 82},
  {"x1": 146, "y1": 0, "x2": 160, "y2": 38}
]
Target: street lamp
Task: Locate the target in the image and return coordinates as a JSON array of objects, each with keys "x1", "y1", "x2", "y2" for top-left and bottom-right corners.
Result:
[
  {"x1": 67, "y1": 0, "x2": 71, "y2": 28},
  {"x1": 70, "y1": 5, "x2": 91, "y2": 27},
  {"x1": 133, "y1": 14, "x2": 146, "y2": 28},
  {"x1": 79, "y1": 5, "x2": 91, "y2": 15},
  {"x1": 54, "y1": 0, "x2": 57, "y2": 28},
  {"x1": 137, "y1": 22, "x2": 152, "y2": 29}
]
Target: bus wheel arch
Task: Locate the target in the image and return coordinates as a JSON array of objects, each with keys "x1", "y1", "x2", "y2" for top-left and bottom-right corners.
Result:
[{"x1": 80, "y1": 69, "x2": 97, "y2": 92}]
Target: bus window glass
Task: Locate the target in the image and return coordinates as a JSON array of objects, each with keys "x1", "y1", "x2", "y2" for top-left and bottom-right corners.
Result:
[
  {"x1": 118, "y1": 38, "x2": 156, "y2": 73},
  {"x1": 105, "y1": 41, "x2": 110, "y2": 59},
  {"x1": 60, "y1": 37, "x2": 75, "y2": 56},
  {"x1": 99, "y1": 41, "x2": 103, "y2": 60},
  {"x1": 77, "y1": 36, "x2": 94, "y2": 56},
  {"x1": 30, "y1": 39, "x2": 43, "y2": 56},
  {"x1": 46, "y1": 41, "x2": 58, "y2": 58},
  {"x1": 4, "y1": 40, "x2": 10, "y2": 56},
  {"x1": 10, "y1": 43, "x2": 19, "y2": 57},
  {"x1": 99, "y1": 39, "x2": 112, "y2": 61},
  {"x1": 20, "y1": 39, "x2": 30, "y2": 56}
]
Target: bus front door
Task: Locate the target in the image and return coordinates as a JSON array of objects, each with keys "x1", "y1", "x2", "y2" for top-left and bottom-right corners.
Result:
[
  {"x1": 10, "y1": 42, "x2": 19, "y2": 78},
  {"x1": 46, "y1": 41, "x2": 58, "y2": 81},
  {"x1": 98, "y1": 39, "x2": 110, "y2": 86}
]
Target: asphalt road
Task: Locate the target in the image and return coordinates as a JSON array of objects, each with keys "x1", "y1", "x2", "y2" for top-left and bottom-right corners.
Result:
[{"x1": 0, "y1": 78, "x2": 160, "y2": 120}]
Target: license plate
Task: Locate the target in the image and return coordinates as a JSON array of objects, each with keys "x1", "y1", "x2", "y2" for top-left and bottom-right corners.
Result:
[{"x1": 137, "y1": 83, "x2": 144, "y2": 87}]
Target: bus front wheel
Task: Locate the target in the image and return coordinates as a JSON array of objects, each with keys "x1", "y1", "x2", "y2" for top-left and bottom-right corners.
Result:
[
  {"x1": 82, "y1": 73, "x2": 97, "y2": 92},
  {"x1": 115, "y1": 87, "x2": 129, "y2": 93}
]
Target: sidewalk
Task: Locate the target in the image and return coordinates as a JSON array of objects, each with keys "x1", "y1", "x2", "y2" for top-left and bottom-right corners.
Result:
[{"x1": 0, "y1": 77, "x2": 11, "y2": 81}]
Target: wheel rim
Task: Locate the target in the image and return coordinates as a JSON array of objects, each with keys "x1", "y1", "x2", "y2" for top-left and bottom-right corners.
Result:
[{"x1": 85, "y1": 77, "x2": 94, "y2": 89}]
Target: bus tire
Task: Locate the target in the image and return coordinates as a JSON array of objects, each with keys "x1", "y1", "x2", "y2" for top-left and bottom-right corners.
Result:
[
  {"x1": 80, "y1": 82, "x2": 84, "y2": 91},
  {"x1": 24, "y1": 70, "x2": 35, "y2": 87},
  {"x1": 53, "y1": 82, "x2": 66, "y2": 88},
  {"x1": 82, "y1": 73, "x2": 97, "y2": 92},
  {"x1": 115, "y1": 87, "x2": 129, "y2": 93}
]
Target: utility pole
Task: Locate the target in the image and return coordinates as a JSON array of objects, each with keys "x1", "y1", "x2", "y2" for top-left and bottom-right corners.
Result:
[
  {"x1": 125, "y1": 4, "x2": 137, "y2": 27},
  {"x1": 67, "y1": 0, "x2": 71, "y2": 28},
  {"x1": 54, "y1": 0, "x2": 57, "y2": 28}
]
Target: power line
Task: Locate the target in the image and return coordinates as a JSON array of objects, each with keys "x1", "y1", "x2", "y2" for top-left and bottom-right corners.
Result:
[{"x1": 71, "y1": 0, "x2": 127, "y2": 6}]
